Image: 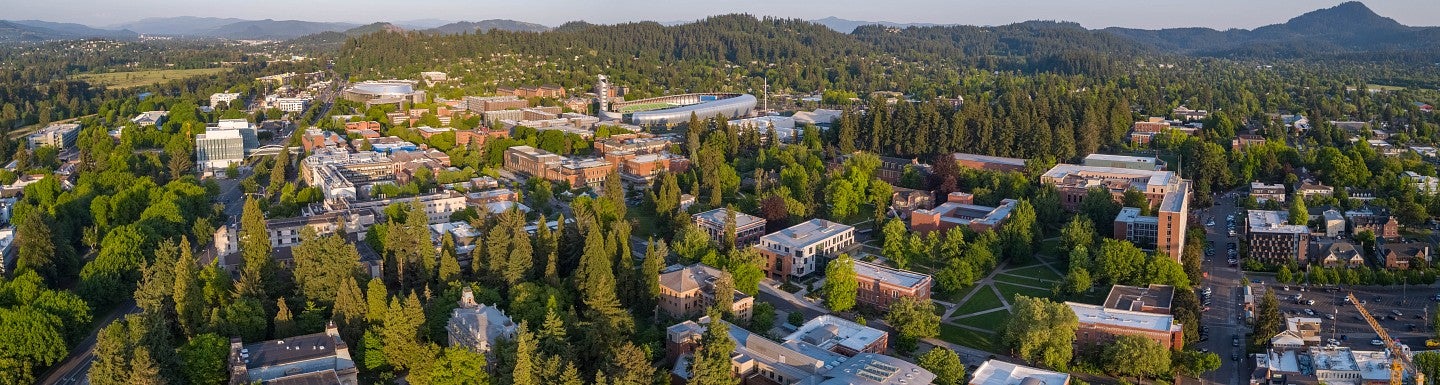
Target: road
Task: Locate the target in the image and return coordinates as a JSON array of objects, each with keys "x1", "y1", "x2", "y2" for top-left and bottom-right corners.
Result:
[
  {"x1": 38, "y1": 302, "x2": 140, "y2": 385},
  {"x1": 1194, "y1": 191, "x2": 1250, "y2": 385}
]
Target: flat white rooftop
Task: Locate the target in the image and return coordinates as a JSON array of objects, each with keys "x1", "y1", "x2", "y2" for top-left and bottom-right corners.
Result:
[
  {"x1": 760, "y1": 219, "x2": 853, "y2": 250},
  {"x1": 1066, "y1": 302, "x2": 1177, "y2": 333},
  {"x1": 970, "y1": 359, "x2": 1070, "y2": 385},
  {"x1": 851, "y1": 259, "x2": 930, "y2": 289},
  {"x1": 1247, "y1": 210, "x2": 1308, "y2": 234}
]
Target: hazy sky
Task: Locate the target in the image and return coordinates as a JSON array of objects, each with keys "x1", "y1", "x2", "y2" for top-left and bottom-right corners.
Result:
[{"x1": 6, "y1": 0, "x2": 1437, "y2": 29}]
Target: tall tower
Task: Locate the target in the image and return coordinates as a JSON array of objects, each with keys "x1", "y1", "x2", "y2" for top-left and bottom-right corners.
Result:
[{"x1": 595, "y1": 75, "x2": 611, "y2": 112}]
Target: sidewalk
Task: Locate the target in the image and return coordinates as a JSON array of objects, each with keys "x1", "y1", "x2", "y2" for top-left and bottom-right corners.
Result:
[{"x1": 759, "y1": 279, "x2": 829, "y2": 314}]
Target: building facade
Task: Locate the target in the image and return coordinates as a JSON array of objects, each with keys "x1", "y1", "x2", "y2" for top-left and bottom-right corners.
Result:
[
  {"x1": 851, "y1": 259, "x2": 932, "y2": 310},
  {"x1": 753, "y1": 219, "x2": 855, "y2": 280},
  {"x1": 228, "y1": 323, "x2": 357, "y2": 385},
  {"x1": 1247, "y1": 210, "x2": 1311, "y2": 266},
  {"x1": 446, "y1": 287, "x2": 517, "y2": 356},
  {"x1": 1043, "y1": 164, "x2": 1191, "y2": 261},
  {"x1": 691, "y1": 208, "x2": 767, "y2": 248},
  {"x1": 657, "y1": 263, "x2": 754, "y2": 321},
  {"x1": 910, "y1": 192, "x2": 1018, "y2": 234},
  {"x1": 27, "y1": 123, "x2": 80, "y2": 149},
  {"x1": 1068, "y1": 302, "x2": 1184, "y2": 351},
  {"x1": 952, "y1": 152, "x2": 1028, "y2": 172}
]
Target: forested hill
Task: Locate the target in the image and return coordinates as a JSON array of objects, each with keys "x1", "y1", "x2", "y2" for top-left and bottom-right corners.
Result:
[{"x1": 1102, "y1": 1, "x2": 1440, "y2": 58}]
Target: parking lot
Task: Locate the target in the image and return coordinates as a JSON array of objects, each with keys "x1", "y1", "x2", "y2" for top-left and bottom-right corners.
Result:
[{"x1": 1255, "y1": 279, "x2": 1435, "y2": 350}]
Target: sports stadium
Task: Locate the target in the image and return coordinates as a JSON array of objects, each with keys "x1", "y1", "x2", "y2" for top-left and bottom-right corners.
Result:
[
  {"x1": 342, "y1": 80, "x2": 427, "y2": 105},
  {"x1": 606, "y1": 93, "x2": 757, "y2": 126}
]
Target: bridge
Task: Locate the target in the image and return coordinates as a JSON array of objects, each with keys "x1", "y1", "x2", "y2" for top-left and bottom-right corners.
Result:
[{"x1": 249, "y1": 145, "x2": 301, "y2": 157}]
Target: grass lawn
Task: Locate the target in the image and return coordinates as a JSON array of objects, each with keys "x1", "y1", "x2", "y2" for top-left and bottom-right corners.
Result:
[
  {"x1": 952, "y1": 309, "x2": 1010, "y2": 330},
  {"x1": 617, "y1": 102, "x2": 677, "y2": 113},
  {"x1": 1367, "y1": 83, "x2": 1407, "y2": 91},
  {"x1": 995, "y1": 282, "x2": 1059, "y2": 302},
  {"x1": 991, "y1": 273, "x2": 1059, "y2": 289},
  {"x1": 953, "y1": 286, "x2": 1004, "y2": 315},
  {"x1": 76, "y1": 67, "x2": 232, "y2": 89},
  {"x1": 939, "y1": 323, "x2": 997, "y2": 352},
  {"x1": 625, "y1": 204, "x2": 660, "y2": 238},
  {"x1": 1002, "y1": 265, "x2": 1064, "y2": 281},
  {"x1": 1038, "y1": 239, "x2": 1062, "y2": 257}
]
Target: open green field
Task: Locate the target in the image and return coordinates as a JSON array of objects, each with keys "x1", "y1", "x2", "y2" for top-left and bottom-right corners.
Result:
[
  {"x1": 76, "y1": 67, "x2": 232, "y2": 89},
  {"x1": 953, "y1": 286, "x2": 1003, "y2": 315},
  {"x1": 1001, "y1": 264, "x2": 1065, "y2": 281},
  {"x1": 952, "y1": 309, "x2": 1010, "y2": 330},
  {"x1": 940, "y1": 323, "x2": 996, "y2": 351},
  {"x1": 618, "y1": 102, "x2": 677, "y2": 113}
]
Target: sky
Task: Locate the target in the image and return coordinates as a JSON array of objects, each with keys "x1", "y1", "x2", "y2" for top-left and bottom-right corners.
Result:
[{"x1": 5, "y1": 0, "x2": 1437, "y2": 30}]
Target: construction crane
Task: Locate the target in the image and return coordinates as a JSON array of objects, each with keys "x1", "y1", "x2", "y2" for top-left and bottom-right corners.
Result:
[{"x1": 1348, "y1": 292, "x2": 1424, "y2": 385}]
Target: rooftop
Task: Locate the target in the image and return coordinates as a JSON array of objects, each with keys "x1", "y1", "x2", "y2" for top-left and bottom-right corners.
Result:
[
  {"x1": 1041, "y1": 164, "x2": 1177, "y2": 191},
  {"x1": 1083, "y1": 154, "x2": 1160, "y2": 168},
  {"x1": 969, "y1": 359, "x2": 1071, "y2": 385},
  {"x1": 1247, "y1": 210, "x2": 1308, "y2": 234},
  {"x1": 241, "y1": 332, "x2": 345, "y2": 369},
  {"x1": 1103, "y1": 284, "x2": 1175, "y2": 313},
  {"x1": 1114, "y1": 207, "x2": 1159, "y2": 225},
  {"x1": 953, "y1": 152, "x2": 1028, "y2": 167},
  {"x1": 1066, "y1": 302, "x2": 1179, "y2": 333},
  {"x1": 760, "y1": 219, "x2": 854, "y2": 250},
  {"x1": 851, "y1": 259, "x2": 931, "y2": 289},
  {"x1": 692, "y1": 207, "x2": 766, "y2": 230},
  {"x1": 782, "y1": 315, "x2": 887, "y2": 354}
]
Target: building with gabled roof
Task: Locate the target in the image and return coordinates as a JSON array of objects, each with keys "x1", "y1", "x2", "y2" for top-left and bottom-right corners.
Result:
[
  {"x1": 691, "y1": 207, "x2": 767, "y2": 247},
  {"x1": 446, "y1": 287, "x2": 516, "y2": 356},
  {"x1": 657, "y1": 263, "x2": 754, "y2": 321},
  {"x1": 228, "y1": 322, "x2": 356, "y2": 385}
]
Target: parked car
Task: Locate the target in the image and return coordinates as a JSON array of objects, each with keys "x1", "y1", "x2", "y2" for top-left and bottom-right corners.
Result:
[
  {"x1": 1233, "y1": 337, "x2": 1241, "y2": 347},
  {"x1": 1372, "y1": 339, "x2": 1386, "y2": 346},
  {"x1": 1325, "y1": 314, "x2": 1335, "y2": 320},
  {"x1": 1392, "y1": 310, "x2": 1403, "y2": 316}
]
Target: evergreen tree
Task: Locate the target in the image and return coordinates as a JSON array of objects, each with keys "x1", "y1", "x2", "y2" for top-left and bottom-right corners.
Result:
[
  {"x1": 238, "y1": 196, "x2": 275, "y2": 299},
  {"x1": 438, "y1": 233, "x2": 462, "y2": 284},
  {"x1": 333, "y1": 275, "x2": 368, "y2": 343},
  {"x1": 512, "y1": 322, "x2": 538, "y2": 385},
  {"x1": 721, "y1": 207, "x2": 738, "y2": 252},
  {"x1": 15, "y1": 209, "x2": 59, "y2": 284},
  {"x1": 128, "y1": 347, "x2": 164, "y2": 385},
  {"x1": 576, "y1": 226, "x2": 624, "y2": 321},
  {"x1": 269, "y1": 150, "x2": 289, "y2": 199},
  {"x1": 607, "y1": 342, "x2": 655, "y2": 385},
  {"x1": 366, "y1": 278, "x2": 389, "y2": 326},
  {"x1": 688, "y1": 310, "x2": 737, "y2": 385},
  {"x1": 382, "y1": 294, "x2": 428, "y2": 370},
  {"x1": 173, "y1": 239, "x2": 205, "y2": 336},
  {"x1": 135, "y1": 239, "x2": 179, "y2": 316},
  {"x1": 505, "y1": 212, "x2": 534, "y2": 286},
  {"x1": 274, "y1": 298, "x2": 296, "y2": 339}
]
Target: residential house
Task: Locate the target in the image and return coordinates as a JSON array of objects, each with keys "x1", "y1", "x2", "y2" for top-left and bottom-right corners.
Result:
[
  {"x1": 1250, "y1": 182, "x2": 1287, "y2": 204},
  {"x1": 1232, "y1": 134, "x2": 1267, "y2": 151},
  {"x1": 1312, "y1": 242, "x2": 1363, "y2": 268},
  {"x1": 1378, "y1": 242, "x2": 1429, "y2": 270},
  {"x1": 1349, "y1": 215, "x2": 1399, "y2": 240}
]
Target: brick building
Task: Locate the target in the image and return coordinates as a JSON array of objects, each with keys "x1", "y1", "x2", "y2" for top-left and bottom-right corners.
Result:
[
  {"x1": 1349, "y1": 215, "x2": 1399, "y2": 240},
  {"x1": 851, "y1": 259, "x2": 932, "y2": 310},
  {"x1": 1068, "y1": 302, "x2": 1184, "y2": 351},
  {"x1": 909, "y1": 192, "x2": 1017, "y2": 234},
  {"x1": 1043, "y1": 164, "x2": 1191, "y2": 261},
  {"x1": 657, "y1": 263, "x2": 754, "y2": 321},
  {"x1": 691, "y1": 208, "x2": 767, "y2": 247}
]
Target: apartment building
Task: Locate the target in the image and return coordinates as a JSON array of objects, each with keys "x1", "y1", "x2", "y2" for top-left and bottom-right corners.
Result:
[
  {"x1": 691, "y1": 208, "x2": 767, "y2": 247},
  {"x1": 910, "y1": 192, "x2": 1018, "y2": 234},
  {"x1": 27, "y1": 123, "x2": 81, "y2": 150},
  {"x1": 851, "y1": 259, "x2": 932, "y2": 310},
  {"x1": 1246, "y1": 210, "x2": 1310, "y2": 266},
  {"x1": 657, "y1": 263, "x2": 754, "y2": 321},
  {"x1": 1378, "y1": 242, "x2": 1429, "y2": 270},
  {"x1": 753, "y1": 219, "x2": 855, "y2": 280}
]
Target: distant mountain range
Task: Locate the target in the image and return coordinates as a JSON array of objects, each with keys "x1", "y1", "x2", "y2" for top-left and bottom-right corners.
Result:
[
  {"x1": 426, "y1": 20, "x2": 550, "y2": 35},
  {"x1": 3, "y1": 1, "x2": 1438, "y2": 60},
  {"x1": 1102, "y1": 2, "x2": 1440, "y2": 55},
  {"x1": 807, "y1": 16, "x2": 947, "y2": 33}
]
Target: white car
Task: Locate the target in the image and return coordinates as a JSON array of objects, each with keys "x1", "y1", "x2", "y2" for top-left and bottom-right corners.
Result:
[{"x1": 1372, "y1": 339, "x2": 1386, "y2": 346}]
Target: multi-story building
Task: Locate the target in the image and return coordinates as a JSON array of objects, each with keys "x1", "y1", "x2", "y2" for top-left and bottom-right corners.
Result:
[
  {"x1": 1349, "y1": 215, "x2": 1399, "y2": 240},
  {"x1": 1378, "y1": 242, "x2": 1429, "y2": 270},
  {"x1": 1247, "y1": 210, "x2": 1311, "y2": 265},
  {"x1": 827, "y1": 152, "x2": 929, "y2": 185},
  {"x1": 969, "y1": 360, "x2": 1071, "y2": 385},
  {"x1": 753, "y1": 219, "x2": 855, "y2": 280},
  {"x1": 335, "y1": 191, "x2": 469, "y2": 224},
  {"x1": 210, "y1": 92, "x2": 241, "y2": 109},
  {"x1": 1297, "y1": 182, "x2": 1334, "y2": 199},
  {"x1": 851, "y1": 259, "x2": 932, "y2": 310},
  {"x1": 910, "y1": 192, "x2": 1018, "y2": 234},
  {"x1": 781, "y1": 315, "x2": 888, "y2": 356},
  {"x1": 665, "y1": 318, "x2": 933, "y2": 385},
  {"x1": 300, "y1": 150, "x2": 395, "y2": 201},
  {"x1": 446, "y1": 287, "x2": 516, "y2": 356},
  {"x1": 0, "y1": 228, "x2": 14, "y2": 278},
  {"x1": 130, "y1": 111, "x2": 168, "y2": 126},
  {"x1": 608, "y1": 152, "x2": 689, "y2": 183},
  {"x1": 212, "y1": 119, "x2": 261, "y2": 149},
  {"x1": 195, "y1": 129, "x2": 246, "y2": 170},
  {"x1": 300, "y1": 128, "x2": 348, "y2": 151},
  {"x1": 502, "y1": 145, "x2": 615, "y2": 187},
  {"x1": 1082, "y1": 154, "x2": 1163, "y2": 171},
  {"x1": 1233, "y1": 134, "x2": 1267, "y2": 151},
  {"x1": 272, "y1": 97, "x2": 311, "y2": 112},
  {"x1": 463, "y1": 95, "x2": 529, "y2": 113},
  {"x1": 1114, "y1": 207, "x2": 1162, "y2": 251},
  {"x1": 1252, "y1": 346, "x2": 1393, "y2": 385},
  {"x1": 1068, "y1": 301, "x2": 1184, "y2": 350},
  {"x1": 1172, "y1": 106, "x2": 1209, "y2": 121},
  {"x1": 691, "y1": 208, "x2": 767, "y2": 247},
  {"x1": 27, "y1": 123, "x2": 80, "y2": 149},
  {"x1": 1251, "y1": 182, "x2": 1288, "y2": 204},
  {"x1": 1321, "y1": 209, "x2": 1346, "y2": 238},
  {"x1": 1103, "y1": 284, "x2": 1175, "y2": 315},
  {"x1": 657, "y1": 263, "x2": 754, "y2": 321},
  {"x1": 227, "y1": 322, "x2": 357, "y2": 385},
  {"x1": 1044, "y1": 164, "x2": 1190, "y2": 260},
  {"x1": 952, "y1": 153, "x2": 1028, "y2": 172}
]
